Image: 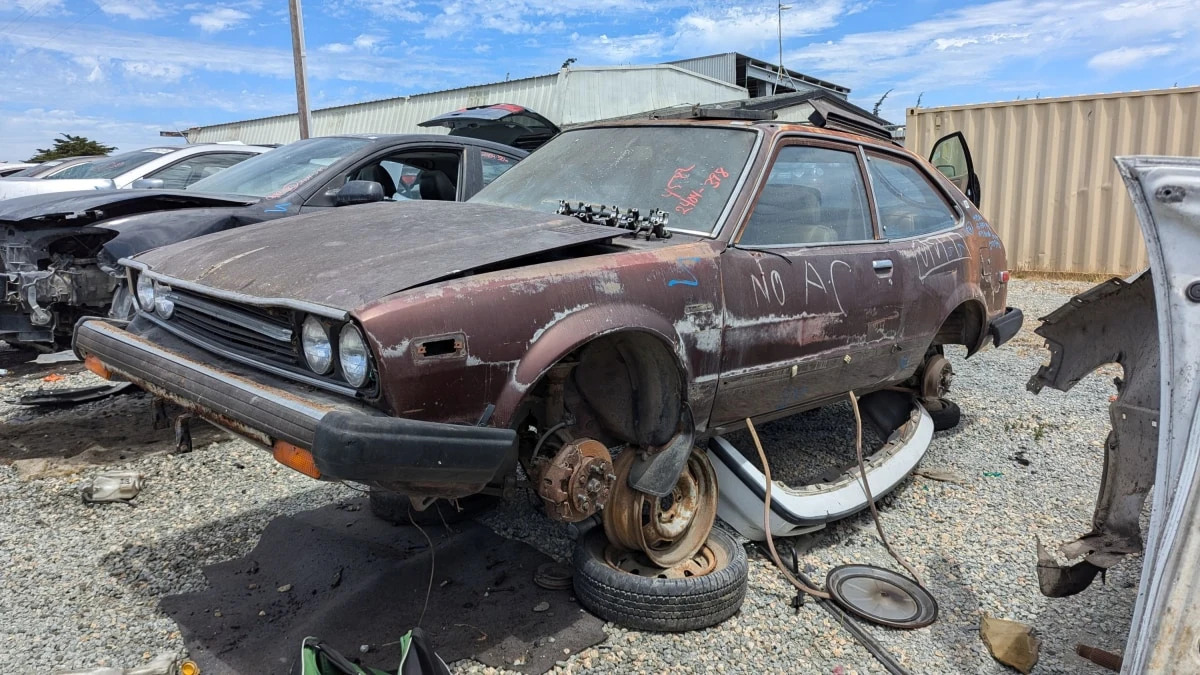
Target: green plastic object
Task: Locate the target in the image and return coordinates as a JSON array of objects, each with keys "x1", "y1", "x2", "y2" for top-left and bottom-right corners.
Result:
[{"x1": 296, "y1": 629, "x2": 450, "y2": 675}]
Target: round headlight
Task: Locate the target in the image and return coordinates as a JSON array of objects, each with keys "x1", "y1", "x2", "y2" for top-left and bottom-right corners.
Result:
[
  {"x1": 301, "y1": 316, "x2": 333, "y2": 374},
  {"x1": 338, "y1": 324, "x2": 371, "y2": 388},
  {"x1": 136, "y1": 275, "x2": 156, "y2": 311},
  {"x1": 153, "y1": 291, "x2": 175, "y2": 319}
]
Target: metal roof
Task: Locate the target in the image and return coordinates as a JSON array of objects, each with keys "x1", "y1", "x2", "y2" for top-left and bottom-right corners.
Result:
[{"x1": 182, "y1": 64, "x2": 748, "y2": 145}]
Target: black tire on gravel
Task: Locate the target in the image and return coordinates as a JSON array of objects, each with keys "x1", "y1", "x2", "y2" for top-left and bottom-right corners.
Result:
[
  {"x1": 367, "y1": 489, "x2": 497, "y2": 526},
  {"x1": 924, "y1": 398, "x2": 962, "y2": 431},
  {"x1": 572, "y1": 527, "x2": 748, "y2": 632}
]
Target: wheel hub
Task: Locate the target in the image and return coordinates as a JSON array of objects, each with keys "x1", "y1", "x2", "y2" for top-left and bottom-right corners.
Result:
[
  {"x1": 921, "y1": 354, "x2": 954, "y2": 400},
  {"x1": 535, "y1": 438, "x2": 616, "y2": 522}
]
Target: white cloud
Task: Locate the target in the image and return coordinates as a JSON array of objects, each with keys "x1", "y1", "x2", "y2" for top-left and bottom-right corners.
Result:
[
  {"x1": 319, "y1": 33, "x2": 386, "y2": 54},
  {"x1": 328, "y1": 0, "x2": 422, "y2": 21},
  {"x1": 0, "y1": 108, "x2": 179, "y2": 162},
  {"x1": 353, "y1": 34, "x2": 384, "y2": 50},
  {"x1": 782, "y1": 0, "x2": 1200, "y2": 121},
  {"x1": 95, "y1": 0, "x2": 166, "y2": 19},
  {"x1": 568, "y1": 0, "x2": 846, "y2": 64},
  {"x1": 122, "y1": 61, "x2": 187, "y2": 81},
  {"x1": 1088, "y1": 44, "x2": 1175, "y2": 71},
  {"x1": 13, "y1": 0, "x2": 66, "y2": 14},
  {"x1": 189, "y1": 7, "x2": 252, "y2": 33}
]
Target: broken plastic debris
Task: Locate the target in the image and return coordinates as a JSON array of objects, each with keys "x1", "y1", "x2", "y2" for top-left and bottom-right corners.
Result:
[
  {"x1": 81, "y1": 470, "x2": 145, "y2": 504},
  {"x1": 52, "y1": 653, "x2": 198, "y2": 675},
  {"x1": 42, "y1": 372, "x2": 66, "y2": 382},
  {"x1": 980, "y1": 614, "x2": 1040, "y2": 673},
  {"x1": 34, "y1": 350, "x2": 81, "y2": 365}
]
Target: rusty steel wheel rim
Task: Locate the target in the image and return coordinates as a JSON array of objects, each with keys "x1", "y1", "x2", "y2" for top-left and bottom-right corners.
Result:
[
  {"x1": 603, "y1": 447, "x2": 718, "y2": 568},
  {"x1": 603, "y1": 542, "x2": 719, "y2": 579}
]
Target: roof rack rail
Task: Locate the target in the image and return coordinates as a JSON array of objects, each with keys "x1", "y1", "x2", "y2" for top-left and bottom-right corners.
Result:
[
  {"x1": 651, "y1": 105, "x2": 777, "y2": 122},
  {"x1": 807, "y1": 99, "x2": 896, "y2": 143}
]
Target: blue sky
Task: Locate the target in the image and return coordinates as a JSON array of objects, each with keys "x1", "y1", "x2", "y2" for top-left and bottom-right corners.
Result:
[{"x1": 0, "y1": 0, "x2": 1196, "y2": 161}]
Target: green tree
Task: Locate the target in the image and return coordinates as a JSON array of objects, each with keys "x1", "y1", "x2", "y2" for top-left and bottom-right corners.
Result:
[{"x1": 27, "y1": 134, "x2": 116, "y2": 162}]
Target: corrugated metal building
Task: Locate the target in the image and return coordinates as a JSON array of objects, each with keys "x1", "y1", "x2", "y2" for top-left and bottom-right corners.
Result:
[
  {"x1": 907, "y1": 86, "x2": 1200, "y2": 275},
  {"x1": 182, "y1": 54, "x2": 850, "y2": 146}
]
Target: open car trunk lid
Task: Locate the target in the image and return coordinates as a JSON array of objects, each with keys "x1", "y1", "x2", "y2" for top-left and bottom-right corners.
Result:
[{"x1": 419, "y1": 104, "x2": 560, "y2": 151}]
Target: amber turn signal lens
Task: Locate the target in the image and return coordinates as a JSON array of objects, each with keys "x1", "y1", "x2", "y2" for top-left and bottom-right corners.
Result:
[
  {"x1": 272, "y1": 440, "x2": 321, "y2": 479},
  {"x1": 83, "y1": 355, "x2": 111, "y2": 379},
  {"x1": 178, "y1": 661, "x2": 200, "y2": 675}
]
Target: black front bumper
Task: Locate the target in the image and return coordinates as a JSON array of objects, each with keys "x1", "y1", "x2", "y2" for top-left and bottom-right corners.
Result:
[
  {"x1": 73, "y1": 318, "x2": 517, "y2": 495},
  {"x1": 988, "y1": 307, "x2": 1024, "y2": 347}
]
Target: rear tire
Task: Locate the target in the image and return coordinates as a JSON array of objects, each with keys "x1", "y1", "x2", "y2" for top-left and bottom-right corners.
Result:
[
  {"x1": 367, "y1": 489, "x2": 497, "y2": 526},
  {"x1": 924, "y1": 398, "x2": 961, "y2": 431},
  {"x1": 573, "y1": 527, "x2": 747, "y2": 632}
]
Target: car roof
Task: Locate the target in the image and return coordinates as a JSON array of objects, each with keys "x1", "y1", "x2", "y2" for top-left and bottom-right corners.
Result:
[
  {"x1": 302, "y1": 133, "x2": 531, "y2": 157},
  {"x1": 567, "y1": 117, "x2": 902, "y2": 151}
]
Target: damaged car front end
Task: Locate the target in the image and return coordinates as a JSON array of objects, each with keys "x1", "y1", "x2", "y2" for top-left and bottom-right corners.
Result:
[
  {"x1": 1, "y1": 192, "x2": 256, "y2": 345},
  {"x1": 1029, "y1": 156, "x2": 1200, "y2": 671}
]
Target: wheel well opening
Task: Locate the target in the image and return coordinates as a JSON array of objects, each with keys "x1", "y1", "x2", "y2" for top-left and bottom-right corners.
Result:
[
  {"x1": 933, "y1": 301, "x2": 985, "y2": 353},
  {"x1": 520, "y1": 331, "x2": 685, "y2": 452}
]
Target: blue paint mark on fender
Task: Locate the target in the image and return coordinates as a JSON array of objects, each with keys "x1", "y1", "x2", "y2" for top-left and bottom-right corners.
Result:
[
  {"x1": 264, "y1": 202, "x2": 291, "y2": 213},
  {"x1": 668, "y1": 256, "x2": 701, "y2": 287}
]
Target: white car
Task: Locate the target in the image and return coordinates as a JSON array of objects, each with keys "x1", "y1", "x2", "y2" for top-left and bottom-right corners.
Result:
[
  {"x1": 0, "y1": 144, "x2": 271, "y2": 200},
  {"x1": 0, "y1": 163, "x2": 38, "y2": 177}
]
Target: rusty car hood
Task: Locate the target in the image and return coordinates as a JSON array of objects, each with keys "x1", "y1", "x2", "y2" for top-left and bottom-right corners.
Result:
[{"x1": 130, "y1": 200, "x2": 621, "y2": 311}]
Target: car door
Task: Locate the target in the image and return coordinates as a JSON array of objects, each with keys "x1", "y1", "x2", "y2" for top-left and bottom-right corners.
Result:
[
  {"x1": 865, "y1": 147, "x2": 975, "y2": 351},
  {"x1": 303, "y1": 145, "x2": 472, "y2": 209},
  {"x1": 711, "y1": 139, "x2": 910, "y2": 427},
  {"x1": 928, "y1": 131, "x2": 980, "y2": 208}
]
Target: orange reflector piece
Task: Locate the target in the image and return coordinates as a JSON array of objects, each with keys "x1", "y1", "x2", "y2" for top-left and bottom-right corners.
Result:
[
  {"x1": 83, "y1": 354, "x2": 111, "y2": 379},
  {"x1": 272, "y1": 440, "x2": 321, "y2": 479},
  {"x1": 179, "y1": 661, "x2": 200, "y2": 675}
]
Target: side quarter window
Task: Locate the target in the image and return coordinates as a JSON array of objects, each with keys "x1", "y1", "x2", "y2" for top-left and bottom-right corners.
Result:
[
  {"x1": 738, "y1": 145, "x2": 873, "y2": 246},
  {"x1": 866, "y1": 154, "x2": 957, "y2": 238},
  {"x1": 480, "y1": 150, "x2": 517, "y2": 187},
  {"x1": 147, "y1": 152, "x2": 253, "y2": 189}
]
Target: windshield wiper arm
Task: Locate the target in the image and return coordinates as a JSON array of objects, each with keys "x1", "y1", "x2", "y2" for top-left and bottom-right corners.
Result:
[
  {"x1": 556, "y1": 200, "x2": 672, "y2": 240},
  {"x1": 730, "y1": 244, "x2": 793, "y2": 264}
]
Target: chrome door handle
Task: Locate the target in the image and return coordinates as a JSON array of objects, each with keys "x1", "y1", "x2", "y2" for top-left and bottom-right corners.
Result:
[{"x1": 872, "y1": 259, "x2": 894, "y2": 272}]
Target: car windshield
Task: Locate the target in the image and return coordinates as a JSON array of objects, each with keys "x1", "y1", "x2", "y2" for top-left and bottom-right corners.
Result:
[
  {"x1": 47, "y1": 161, "x2": 97, "y2": 179},
  {"x1": 186, "y1": 137, "x2": 370, "y2": 198},
  {"x1": 77, "y1": 149, "x2": 175, "y2": 179},
  {"x1": 471, "y1": 125, "x2": 757, "y2": 235}
]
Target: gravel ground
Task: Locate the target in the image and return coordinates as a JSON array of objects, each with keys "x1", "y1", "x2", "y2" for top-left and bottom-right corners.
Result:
[{"x1": 0, "y1": 277, "x2": 1137, "y2": 674}]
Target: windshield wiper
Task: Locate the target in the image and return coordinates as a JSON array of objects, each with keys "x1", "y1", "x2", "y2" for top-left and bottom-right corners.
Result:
[
  {"x1": 730, "y1": 244, "x2": 793, "y2": 264},
  {"x1": 556, "y1": 200, "x2": 672, "y2": 240}
]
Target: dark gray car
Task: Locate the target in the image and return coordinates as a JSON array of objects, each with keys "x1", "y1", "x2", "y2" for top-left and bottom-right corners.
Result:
[{"x1": 0, "y1": 132, "x2": 529, "y2": 348}]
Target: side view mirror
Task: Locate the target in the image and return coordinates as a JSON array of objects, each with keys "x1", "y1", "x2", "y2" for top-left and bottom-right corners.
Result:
[
  {"x1": 334, "y1": 180, "x2": 384, "y2": 206},
  {"x1": 131, "y1": 178, "x2": 165, "y2": 190}
]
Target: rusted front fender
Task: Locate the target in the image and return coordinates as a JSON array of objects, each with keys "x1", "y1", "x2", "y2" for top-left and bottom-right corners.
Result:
[{"x1": 494, "y1": 303, "x2": 688, "y2": 425}]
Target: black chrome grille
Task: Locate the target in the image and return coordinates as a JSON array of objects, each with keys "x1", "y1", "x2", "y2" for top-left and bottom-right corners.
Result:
[{"x1": 165, "y1": 289, "x2": 297, "y2": 365}]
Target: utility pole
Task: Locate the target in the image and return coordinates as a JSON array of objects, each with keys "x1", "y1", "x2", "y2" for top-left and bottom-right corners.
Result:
[
  {"x1": 776, "y1": 2, "x2": 795, "y2": 94},
  {"x1": 288, "y1": 0, "x2": 313, "y2": 139}
]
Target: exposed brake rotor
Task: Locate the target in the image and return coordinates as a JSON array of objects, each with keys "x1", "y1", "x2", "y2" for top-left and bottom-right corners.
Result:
[
  {"x1": 535, "y1": 438, "x2": 616, "y2": 523},
  {"x1": 603, "y1": 446, "x2": 718, "y2": 567},
  {"x1": 921, "y1": 354, "x2": 954, "y2": 400}
]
